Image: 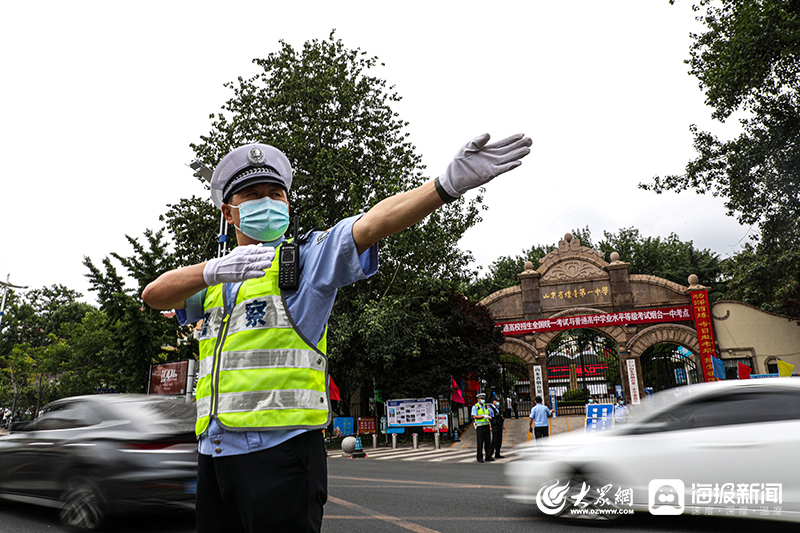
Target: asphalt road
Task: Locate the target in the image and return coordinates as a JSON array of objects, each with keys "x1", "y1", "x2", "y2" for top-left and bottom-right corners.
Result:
[
  {"x1": 1, "y1": 449, "x2": 798, "y2": 533},
  {"x1": 324, "y1": 456, "x2": 799, "y2": 533}
]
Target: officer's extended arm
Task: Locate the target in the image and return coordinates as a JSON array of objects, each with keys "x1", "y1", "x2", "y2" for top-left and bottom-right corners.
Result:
[
  {"x1": 142, "y1": 246, "x2": 276, "y2": 310},
  {"x1": 352, "y1": 133, "x2": 531, "y2": 255}
]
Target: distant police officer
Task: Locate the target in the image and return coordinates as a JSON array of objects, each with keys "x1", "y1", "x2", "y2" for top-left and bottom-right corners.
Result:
[
  {"x1": 528, "y1": 395, "x2": 555, "y2": 440},
  {"x1": 488, "y1": 397, "x2": 505, "y2": 459},
  {"x1": 614, "y1": 397, "x2": 629, "y2": 424},
  {"x1": 472, "y1": 392, "x2": 493, "y2": 462},
  {"x1": 143, "y1": 133, "x2": 531, "y2": 532}
]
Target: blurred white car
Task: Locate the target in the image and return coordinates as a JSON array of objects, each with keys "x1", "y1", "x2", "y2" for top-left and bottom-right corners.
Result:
[{"x1": 506, "y1": 379, "x2": 800, "y2": 523}]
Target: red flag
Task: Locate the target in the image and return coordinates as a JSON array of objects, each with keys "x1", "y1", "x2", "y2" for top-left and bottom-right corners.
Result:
[
  {"x1": 738, "y1": 363, "x2": 751, "y2": 380},
  {"x1": 451, "y1": 389, "x2": 465, "y2": 404},
  {"x1": 450, "y1": 377, "x2": 465, "y2": 404},
  {"x1": 328, "y1": 376, "x2": 341, "y2": 401}
]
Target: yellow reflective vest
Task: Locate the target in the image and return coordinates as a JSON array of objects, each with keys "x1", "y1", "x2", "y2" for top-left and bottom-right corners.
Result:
[
  {"x1": 473, "y1": 403, "x2": 491, "y2": 426},
  {"x1": 195, "y1": 242, "x2": 330, "y2": 435}
]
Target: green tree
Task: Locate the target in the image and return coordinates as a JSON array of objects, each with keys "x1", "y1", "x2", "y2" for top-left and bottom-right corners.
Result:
[
  {"x1": 645, "y1": 1, "x2": 800, "y2": 242},
  {"x1": 597, "y1": 227, "x2": 723, "y2": 296},
  {"x1": 466, "y1": 244, "x2": 555, "y2": 301},
  {"x1": 82, "y1": 229, "x2": 198, "y2": 393},
  {"x1": 160, "y1": 196, "x2": 229, "y2": 267},
  {"x1": 721, "y1": 243, "x2": 800, "y2": 317},
  {"x1": 354, "y1": 281, "x2": 504, "y2": 402},
  {"x1": 642, "y1": 1, "x2": 800, "y2": 300},
  {"x1": 58, "y1": 311, "x2": 118, "y2": 396},
  {"x1": 2, "y1": 343, "x2": 32, "y2": 417}
]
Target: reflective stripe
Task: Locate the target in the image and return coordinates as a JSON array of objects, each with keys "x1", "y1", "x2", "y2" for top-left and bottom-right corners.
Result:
[
  {"x1": 217, "y1": 389, "x2": 327, "y2": 413},
  {"x1": 197, "y1": 396, "x2": 210, "y2": 416},
  {"x1": 199, "y1": 348, "x2": 324, "y2": 378},
  {"x1": 218, "y1": 349, "x2": 325, "y2": 372},
  {"x1": 226, "y1": 295, "x2": 290, "y2": 336}
]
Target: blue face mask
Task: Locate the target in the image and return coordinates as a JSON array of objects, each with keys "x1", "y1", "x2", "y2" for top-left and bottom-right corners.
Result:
[{"x1": 231, "y1": 197, "x2": 290, "y2": 242}]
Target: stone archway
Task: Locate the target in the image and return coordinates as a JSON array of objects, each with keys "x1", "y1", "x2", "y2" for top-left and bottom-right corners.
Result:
[
  {"x1": 479, "y1": 233, "x2": 711, "y2": 407},
  {"x1": 626, "y1": 323, "x2": 701, "y2": 358},
  {"x1": 501, "y1": 337, "x2": 539, "y2": 364},
  {"x1": 624, "y1": 324, "x2": 702, "y2": 397}
]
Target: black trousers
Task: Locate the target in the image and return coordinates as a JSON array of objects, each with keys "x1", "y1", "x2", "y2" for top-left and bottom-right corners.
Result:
[
  {"x1": 534, "y1": 426, "x2": 549, "y2": 439},
  {"x1": 196, "y1": 430, "x2": 327, "y2": 533},
  {"x1": 491, "y1": 423, "x2": 503, "y2": 456},
  {"x1": 475, "y1": 424, "x2": 492, "y2": 461}
]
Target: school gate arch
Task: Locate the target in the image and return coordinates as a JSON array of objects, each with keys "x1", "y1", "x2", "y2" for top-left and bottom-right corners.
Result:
[{"x1": 480, "y1": 233, "x2": 711, "y2": 406}]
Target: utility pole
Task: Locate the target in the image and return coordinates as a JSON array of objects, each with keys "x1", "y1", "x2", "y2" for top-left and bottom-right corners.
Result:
[{"x1": 0, "y1": 274, "x2": 29, "y2": 329}]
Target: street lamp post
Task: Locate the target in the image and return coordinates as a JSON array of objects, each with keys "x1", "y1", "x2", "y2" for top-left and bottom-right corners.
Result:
[{"x1": 0, "y1": 274, "x2": 29, "y2": 329}]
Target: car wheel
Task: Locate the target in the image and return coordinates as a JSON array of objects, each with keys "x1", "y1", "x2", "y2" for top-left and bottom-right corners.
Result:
[{"x1": 59, "y1": 477, "x2": 105, "y2": 531}]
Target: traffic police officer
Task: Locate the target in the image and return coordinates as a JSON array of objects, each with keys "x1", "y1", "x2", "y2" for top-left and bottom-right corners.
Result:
[
  {"x1": 472, "y1": 392, "x2": 493, "y2": 462},
  {"x1": 143, "y1": 132, "x2": 531, "y2": 532},
  {"x1": 488, "y1": 397, "x2": 505, "y2": 459}
]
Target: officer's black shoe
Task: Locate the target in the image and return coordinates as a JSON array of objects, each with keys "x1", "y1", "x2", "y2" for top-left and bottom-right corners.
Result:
[
  {"x1": 486, "y1": 457, "x2": 495, "y2": 462},
  {"x1": 495, "y1": 455, "x2": 505, "y2": 458},
  {"x1": 477, "y1": 460, "x2": 484, "y2": 463}
]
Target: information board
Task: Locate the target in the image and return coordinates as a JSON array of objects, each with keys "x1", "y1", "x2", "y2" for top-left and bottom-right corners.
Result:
[
  {"x1": 585, "y1": 403, "x2": 615, "y2": 434},
  {"x1": 333, "y1": 417, "x2": 354, "y2": 437},
  {"x1": 422, "y1": 414, "x2": 449, "y2": 433},
  {"x1": 386, "y1": 398, "x2": 435, "y2": 427},
  {"x1": 357, "y1": 416, "x2": 376, "y2": 435}
]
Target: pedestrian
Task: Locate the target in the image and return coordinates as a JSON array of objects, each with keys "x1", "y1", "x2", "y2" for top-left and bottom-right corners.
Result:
[
  {"x1": 488, "y1": 397, "x2": 505, "y2": 459},
  {"x1": 614, "y1": 397, "x2": 629, "y2": 424},
  {"x1": 528, "y1": 395, "x2": 555, "y2": 440},
  {"x1": 512, "y1": 392, "x2": 519, "y2": 419},
  {"x1": 471, "y1": 392, "x2": 493, "y2": 462},
  {"x1": 142, "y1": 133, "x2": 531, "y2": 532}
]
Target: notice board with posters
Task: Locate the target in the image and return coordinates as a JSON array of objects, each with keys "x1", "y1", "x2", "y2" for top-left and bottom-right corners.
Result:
[
  {"x1": 357, "y1": 416, "x2": 376, "y2": 435},
  {"x1": 386, "y1": 398, "x2": 436, "y2": 428},
  {"x1": 148, "y1": 361, "x2": 192, "y2": 395}
]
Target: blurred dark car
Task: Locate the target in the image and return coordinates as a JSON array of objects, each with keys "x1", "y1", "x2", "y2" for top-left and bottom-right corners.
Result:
[{"x1": 0, "y1": 394, "x2": 197, "y2": 530}]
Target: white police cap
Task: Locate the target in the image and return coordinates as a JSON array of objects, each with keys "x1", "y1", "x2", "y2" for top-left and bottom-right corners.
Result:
[{"x1": 209, "y1": 143, "x2": 293, "y2": 209}]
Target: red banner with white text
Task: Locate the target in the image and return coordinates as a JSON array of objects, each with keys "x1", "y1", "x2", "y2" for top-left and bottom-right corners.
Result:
[
  {"x1": 499, "y1": 306, "x2": 692, "y2": 336},
  {"x1": 690, "y1": 290, "x2": 718, "y2": 382}
]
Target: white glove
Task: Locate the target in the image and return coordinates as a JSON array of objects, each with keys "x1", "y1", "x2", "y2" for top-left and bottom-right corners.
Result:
[
  {"x1": 436, "y1": 133, "x2": 532, "y2": 201},
  {"x1": 203, "y1": 245, "x2": 276, "y2": 286}
]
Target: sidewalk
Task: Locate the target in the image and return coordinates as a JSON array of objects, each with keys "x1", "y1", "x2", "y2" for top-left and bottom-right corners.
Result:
[{"x1": 450, "y1": 415, "x2": 586, "y2": 451}]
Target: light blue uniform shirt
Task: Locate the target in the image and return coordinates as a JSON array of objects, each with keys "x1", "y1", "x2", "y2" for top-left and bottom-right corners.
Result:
[
  {"x1": 530, "y1": 403, "x2": 551, "y2": 427},
  {"x1": 177, "y1": 215, "x2": 378, "y2": 457}
]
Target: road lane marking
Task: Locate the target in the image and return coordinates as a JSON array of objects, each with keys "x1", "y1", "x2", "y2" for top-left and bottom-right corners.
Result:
[
  {"x1": 327, "y1": 495, "x2": 442, "y2": 533},
  {"x1": 329, "y1": 475, "x2": 512, "y2": 490}
]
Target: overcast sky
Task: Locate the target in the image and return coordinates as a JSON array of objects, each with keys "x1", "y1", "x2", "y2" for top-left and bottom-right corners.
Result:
[{"x1": 1, "y1": 1, "x2": 751, "y2": 306}]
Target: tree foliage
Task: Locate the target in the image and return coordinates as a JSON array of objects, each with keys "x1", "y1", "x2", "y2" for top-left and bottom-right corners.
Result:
[
  {"x1": 644, "y1": 1, "x2": 800, "y2": 247},
  {"x1": 81, "y1": 229, "x2": 198, "y2": 394},
  {"x1": 641, "y1": 1, "x2": 800, "y2": 315},
  {"x1": 597, "y1": 227, "x2": 723, "y2": 294},
  {"x1": 468, "y1": 227, "x2": 721, "y2": 302}
]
